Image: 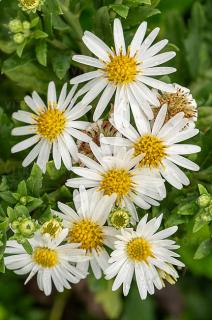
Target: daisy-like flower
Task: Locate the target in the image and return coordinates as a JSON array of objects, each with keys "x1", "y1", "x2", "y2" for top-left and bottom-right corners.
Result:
[
  {"x1": 152, "y1": 83, "x2": 197, "y2": 127},
  {"x1": 4, "y1": 229, "x2": 88, "y2": 296},
  {"x1": 102, "y1": 104, "x2": 200, "y2": 189},
  {"x1": 70, "y1": 18, "x2": 176, "y2": 123},
  {"x1": 11, "y1": 81, "x2": 92, "y2": 172},
  {"x1": 18, "y1": 0, "x2": 45, "y2": 13},
  {"x1": 52, "y1": 186, "x2": 118, "y2": 279},
  {"x1": 105, "y1": 214, "x2": 185, "y2": 300},
  {"x1": 66, "y1": 141, "x2": 165, "y2": 222}
]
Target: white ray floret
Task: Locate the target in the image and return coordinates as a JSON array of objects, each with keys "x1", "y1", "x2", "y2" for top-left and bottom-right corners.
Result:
[
  {"x1": 11, "y1": 81, "x2": 92, "y2": 172},
  {"x1": 105, "y1": 214, "x2": 185, "y2": 300},
  {"x1": 52, "y1": 186, "x2": 118, "y2": 279},
  {"x1": 4, "y1": 229, "x2": 88, "y2": 296},
  {"x1": 70, "y1": 19, "x2": 176, "y2": 124},
  {"x1": 102, "y1": 104, "x2": 200, "y2": 190},
  {"x1": 66, "y1": 140, "x2": 166, "y2": 222}
]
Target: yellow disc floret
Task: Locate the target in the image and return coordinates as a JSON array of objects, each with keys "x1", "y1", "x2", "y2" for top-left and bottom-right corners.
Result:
[
  {"x1": 105, "y1": 51, "x2": 137, "y2": 85},
  {"x1": 133, "y1": 134, "x2": 166, "y2": 168},
  {"x1": 127, "y1": 237, "x2": 153, "y2": 262},
  {"x1": 99, "y1": 168, "x2": 132, "y2": 201},
  {"x1": 19, "y1": 0, "x2": 41, "y2": 11},
  {"x1": 36, "y1": 107, "x2": 66, "y2": 140},
  {"x1": 41, "y1": 219, "x2": 62, "y2": 238},
  {"x1": 68, "y1": 219, "x2": 103, "y2": 251},
  {"x1": 33, "y1": 247, "x2": 58, "y2": 268}
]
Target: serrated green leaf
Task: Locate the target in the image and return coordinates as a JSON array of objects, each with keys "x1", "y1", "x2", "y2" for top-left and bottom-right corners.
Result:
[
  {"x1": 110, "y1": 4, "x2": 129, "y2": 19},
  {"x1": 194, "y1": 239, "x2": 212, "y2": 259},
  {"x1": 16, "y1": 40, "x2": 27, "y2": 58},
  {"x1": 36, "y1": 41, "x2": 47, "y2": 66}
]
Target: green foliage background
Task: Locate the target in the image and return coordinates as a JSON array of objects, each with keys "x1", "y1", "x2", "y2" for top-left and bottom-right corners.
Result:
[{"x1": 0, "y1": 0, "x2": 212, "y2": 319}]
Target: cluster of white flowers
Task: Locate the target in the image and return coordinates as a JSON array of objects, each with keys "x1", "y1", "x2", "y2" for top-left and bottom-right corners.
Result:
[{"x1": 6, "y1": 19, "x2": 200, "y2": 299}]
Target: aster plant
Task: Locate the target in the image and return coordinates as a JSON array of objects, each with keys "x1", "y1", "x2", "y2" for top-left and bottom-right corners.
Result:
[{"x1": 1, "y1": 0, "x2": 212, "y2": 318}]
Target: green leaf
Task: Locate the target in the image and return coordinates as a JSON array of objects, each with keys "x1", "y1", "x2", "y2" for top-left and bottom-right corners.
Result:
[
  {"x1": 17, "y1": 181, "x2": 27, "y2": 197},
  {"x1": 0, "y1": 257, "x2": 5, "y2": 273},
  {"x1": 125, "y1": 0, "x2": 151, "y2": 5},
  {"x1": 95, "y1": 7, "x2": 113, "y2": 46},
  {"x1": 126, "y1": 6, "x2": 160, "y2": 27},
  {"x1": 0, "y1": 40, "x2": 16, "y2": 54},
  {"x1": 16, "y1": 40, "x2": 27, "y2": 58},
  {"x1": 27, "y1": 198, "x2": 43, "y2": 212},
  {"x1": 7, "y1": 207, "x2": 18, "y2": 222},
  {"x1": 52, "y1": 51, "x2": 71, "y2": 80},
  {"x1": 21, "y1": 239, "x2": 33, "y2": 255},
  {"x1": 194, "y1": 239, "x2": 212, "y2": 259},
  {"x1": 14, "y1": 205, "x2": 29, "y2": 218},
  {"x1": 177, "y1": 202, "x2": 198, "y2": 215},
  {"x1": 0, "y1": 218, "x2": 9, "y2": 231},
  {"x1": 2, "y1": 54, "x2": 56, "y2": 94},
  {"x1": 32, "y1": 30, "x2": 48, "y2": 40},
  {"x1": 30, "y1": 17, "x2": 40, "y2": 28},
  {"x1": 27, "y1": 164, "x2": 43, "y2": 197},
  {"x1": 198, "y1": 184, "x2": 209, "y2": 195},
  {"x1": 110, "y1": 4, "x2": 129, "y2": 19},
  {"x1": 44, "y1": 0, "x2": 63, "y2": 15},
  {"x1": 36, "y1": 41, "x2": 47, "y2": 66},
  {"x1": 0, "y1": 191, "x2": 16, "y2": 205}
]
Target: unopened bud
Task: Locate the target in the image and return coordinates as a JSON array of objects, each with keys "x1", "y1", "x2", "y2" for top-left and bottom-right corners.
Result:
[
  {"x1": 197, "y1": 194, "x2": 211, "y2": 208},
  {"x1": 19, "y1": 218, "x2": 36, "y2": 237},
  {"x1": 9, "y1": 19, "x2": 22, "y2": 33},
  {"x1": 13, "y1": 33, "x2": 25, "y2": 44}
]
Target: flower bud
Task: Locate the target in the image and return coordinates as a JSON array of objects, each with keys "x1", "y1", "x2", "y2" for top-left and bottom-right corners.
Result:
[
  {"x1": 9, "y1": 19, "x2": 22, "y2": 33},
  {"x1": 20, "y1": 196, "x2": 27, "y2": 205},
  {"x1": 22, "y1": 21, "x2": 31, "y2": 31},
  {"x1": 11, "y1": 220, "x2": 20, "y2": 231},
  {"x1": 19, "y1": 218, "x2": 36, "y2": 237},
  {"x1": 109, "y1": 208, "x2": 130, "y2": 229},
  {"x1": 197, "y1": 194, "x2": 211, "y2": 208},
  {"x1": 13, "y1": 33, "x2": 25, "y2": 44},
  {"x1": 40, "y1": 219, "x2": 62, "y2": 238}
]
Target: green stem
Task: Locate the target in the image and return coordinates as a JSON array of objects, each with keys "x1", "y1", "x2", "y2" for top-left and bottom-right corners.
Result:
[{"x1": 49, "y1": 290, "x2": 70, "y2": 320}]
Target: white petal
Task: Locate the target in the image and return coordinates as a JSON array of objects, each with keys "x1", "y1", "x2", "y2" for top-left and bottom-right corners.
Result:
[
  {"x1": 48, "y1": 81, "x2": 57, "y2": 107},
  {"x1": 70, "y1": 71, "x2": 102, "y2": 84},
  {"x1": 82, "y1": 34, "x2": 110, "y2": 62},
  {"x1": 142, "y1": 52, "x2": 176, "y2": 68},
  {"x1": 152, "y1": 104, "x2": 167, "y2": 136},
  {"x1": 73, "y1": 55, "x2": 104, "y2": 68},
  {"x1": 93, "y1": 84, "x2": 116, "y2": 121},
  {"x1": 138, "y1": 76, "x2": 175, "y2": 92},
  {"x1": 12, "y1": 125, "x2": 36, "y2": 136},
  {"x1": 113, "y1": 18, "x2": 126, "y2": 55},
  {"x1": 22, "y1": 139, "x2": 43, "y2": 167},
  {"x1": 142, "y1": 67, "x2": 176, "y2": 76},
  {"x1": 11, "y1": 135, "x2": 40, "y2": 153},
  {"x1": 81, "y1": 78, "x2": 108, "y2": 106},
  {"x1": 130, "y1": 21, "x2": 147, "y2": 57}
]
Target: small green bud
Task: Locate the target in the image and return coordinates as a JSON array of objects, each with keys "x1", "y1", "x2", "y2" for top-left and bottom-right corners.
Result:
[
  {"x1": 11, "y1": 220, "x2": 20, "y2": 231},
  {"x1": 22, "y1": 21, "x2": 31, "y2": 30},
  {"x1": 197, "y1": 194, "x2": 211, "y2": 208},
  {"x1": 13, "y1": 33, "x2": 25, "y2": 44},
  {"x1": 20, "y1": 196, "x2": 27, "y2": 205},
  {"x1": 109, "y1": 208, "x2": 131, "y2": 229},
  {"x1": 19, "y1": 218, "x2": 36, "y2": 237},
  {"x1": 9, "y1": 19, "x2": 22, "y2": 33}
]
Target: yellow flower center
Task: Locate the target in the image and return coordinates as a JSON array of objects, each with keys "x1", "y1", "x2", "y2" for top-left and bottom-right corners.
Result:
[
  {"x1": 36, "y1": 107, "x2": 66, "y2": 140},
  {"x1": 99, "y1": 168, "x2": 132, "y2": 201},
  {"x1": 133, "y1": 134, "x2": 166, "y2": 168},
  {"x1": 41, "y1": 219, "x2": 62, "y2": 238},
  {"x1": 20, "y1": 0, "x2": 40, "y2": 10},
  {"x1": 68, "y1": 219, "x2": 103, "y2": 251},
  {"x1": 105, "y1": 52, "x2": 137, "y2": 85},
  {"x1": 127, "y1": 237, "x2": 153, "y2": 262},
  {"x1": 33, "y1": 247, "x2": 58, "y2": 268},
  {"x1": 154, "y1": 90, "x2": 196, "y2": 122}
]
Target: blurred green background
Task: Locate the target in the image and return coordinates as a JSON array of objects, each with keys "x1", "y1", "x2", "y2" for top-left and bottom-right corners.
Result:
[{"x1": 0, "y1": 0, "x2": 212, "y2": 319}]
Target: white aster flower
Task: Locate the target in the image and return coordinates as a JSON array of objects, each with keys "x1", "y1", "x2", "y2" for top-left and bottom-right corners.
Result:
[
  {"x1": 105, "y1": 214, "x2": 185, "y2": 300},
  {"x1": 53, "y1": 186, "x2": 118, "y2": 279},
  {"x1": 102, "y1": 104, "x2": 200, "y2": 189},
  {"x1": 152, "y1": 83, "x2": 197, "y2": 127},
  {"x1": 11, "y1": 81, "x2": 92, "y2": 172},
  {"x1": 4, "y1": 229, "x2": 88, "y2": 296},
  {"x1": 66, "y1": 140, "x2": 165, "y2": 222},
  {"x1": 70, "y1": 18, "x2": 176, "y2": 123}
]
